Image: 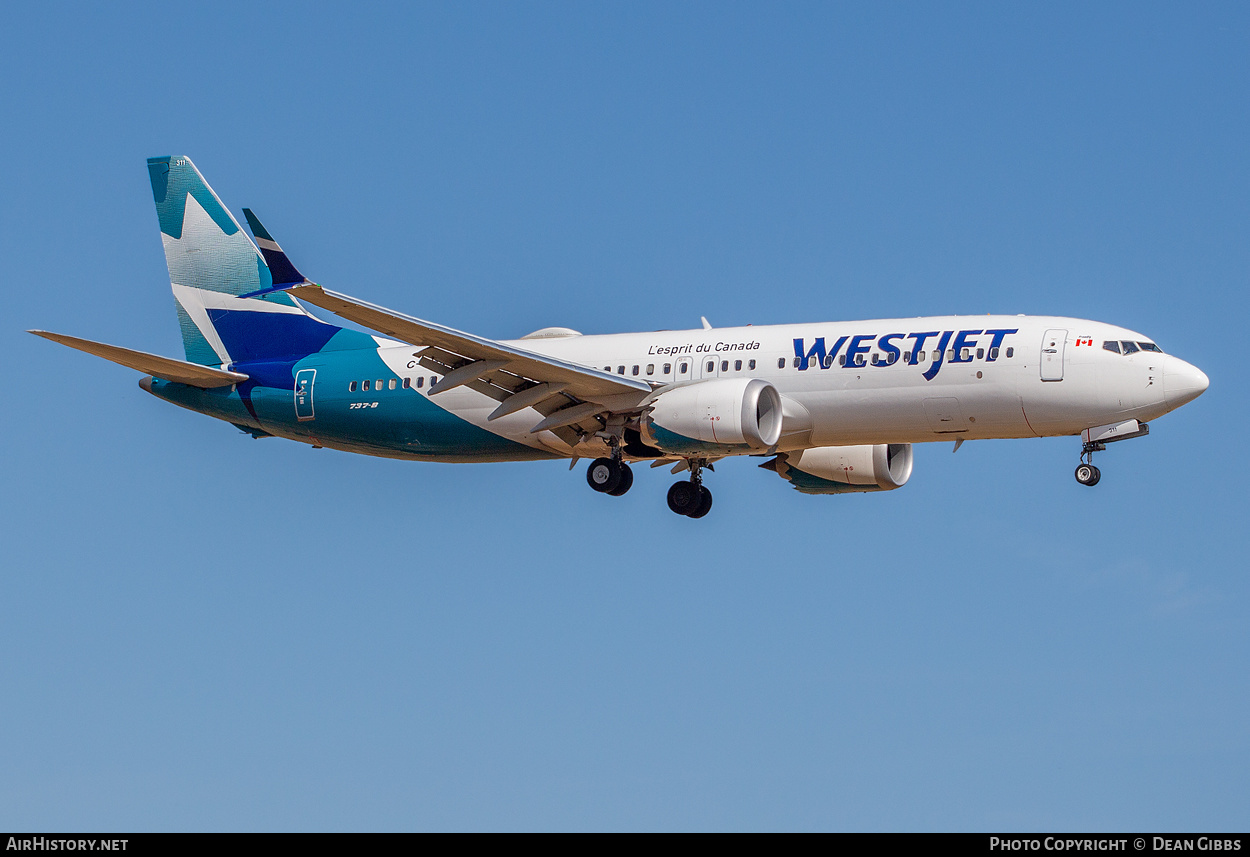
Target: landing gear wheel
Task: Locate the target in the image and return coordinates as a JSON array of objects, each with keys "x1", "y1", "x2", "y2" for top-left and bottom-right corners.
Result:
[
  {"x1": 667, "y1": 481, "x2": 700, "y2": 515},
  {"x1": 607, "y1": 463, "x2": 634, "y2": 496},
  {"x1": 1075, "y1": 463, "x2": 1101, "y2": 486},
  {"x1": 587, "y1": 458, "x2": 622, "y2": 494},
  {"x1": 686, "y1": 485, "x2": 713, "y2": 518}
]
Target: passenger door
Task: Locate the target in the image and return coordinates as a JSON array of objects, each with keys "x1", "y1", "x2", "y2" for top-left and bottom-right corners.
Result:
[
  {"x1": 1040, "y1": 329, "x2": 1067, "y2": 382},
  {"x1": 294, "y1": 368, "x2": 316, "y2": 421}
]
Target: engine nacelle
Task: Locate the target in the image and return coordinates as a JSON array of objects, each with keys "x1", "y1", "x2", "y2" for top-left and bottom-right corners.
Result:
[
  {"x1": 769, "y1": 444, "x2": 913, "y2": 494},
  {"x1": 640, "y1": 377, "x2": 783, "y2": 455}
]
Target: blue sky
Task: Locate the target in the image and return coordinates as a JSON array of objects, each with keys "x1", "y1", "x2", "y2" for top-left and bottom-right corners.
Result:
[{"x1": 2, "y1": 2, "x2": 1246, "y2": 831}]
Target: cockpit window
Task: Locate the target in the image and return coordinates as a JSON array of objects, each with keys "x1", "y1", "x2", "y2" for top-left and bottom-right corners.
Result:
[
  {"x1": 1120, "y1": 341, "x2": 1140, "y2": 354},
  {"x1": 1103, "y1": 341, "x2": 1121, "y2": 354},
  {"x1": 1138, "y1": 342, "x2": 1162, "y2": 353}
]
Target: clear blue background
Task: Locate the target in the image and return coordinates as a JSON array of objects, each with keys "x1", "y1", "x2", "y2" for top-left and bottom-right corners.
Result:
[{"x1": 1, "y1": 2, "x2": 1246, "y2": 831}]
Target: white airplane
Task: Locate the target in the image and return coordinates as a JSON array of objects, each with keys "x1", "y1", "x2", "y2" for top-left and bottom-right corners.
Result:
[{"x1": 32, "y1": 157, "x2": 1209, "y2": 518}]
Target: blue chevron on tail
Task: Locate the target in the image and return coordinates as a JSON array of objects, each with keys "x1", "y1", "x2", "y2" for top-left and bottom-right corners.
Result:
[{"x1": 146, "y1": 156, "x2": 346, "y2": 366}]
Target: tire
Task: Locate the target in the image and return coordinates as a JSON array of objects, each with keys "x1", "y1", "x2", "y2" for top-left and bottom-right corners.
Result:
[
  {"x1": 686, "y1": 485, "x2": 713, "y2": 518},
  {"x1": 587, "y1": 458, "x2": 622, "y2": 493},
  {"x1": 607, "y1": 463, "x2": 634, "y2": 496},
  {"x1": 667, "y1": 480, "x2": 699, "y2": 515},
  {"x1": 1075, "y1": 463, "x2": 1101, "y2": 486}
]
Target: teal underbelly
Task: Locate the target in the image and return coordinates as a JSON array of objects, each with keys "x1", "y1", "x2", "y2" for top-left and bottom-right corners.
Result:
[{"x1": 248, "y1": 380, "x2": 554, "y2": 461}]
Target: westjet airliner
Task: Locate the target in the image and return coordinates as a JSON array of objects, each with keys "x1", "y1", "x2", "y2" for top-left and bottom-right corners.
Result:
[{"x1": 32, "y1": 157, "x2": 1209, "y2": 518}]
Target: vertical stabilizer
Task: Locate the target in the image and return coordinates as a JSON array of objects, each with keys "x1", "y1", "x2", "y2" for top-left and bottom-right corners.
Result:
[{"x1": 147, "y1": 157, "x2": 337, "y2": 366}]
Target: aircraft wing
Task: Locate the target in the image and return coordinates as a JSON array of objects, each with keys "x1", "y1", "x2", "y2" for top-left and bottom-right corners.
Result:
[
  {"x1": 30, "y1": 330, "x2": 249, "y2": 388},
  {"x1": 287, "y1": 284, "x2": 653, "y2": 435}
]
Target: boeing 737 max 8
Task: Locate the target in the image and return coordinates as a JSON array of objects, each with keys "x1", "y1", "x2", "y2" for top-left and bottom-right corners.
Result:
[{"x1": 31, "y1": 157, "x2": 1210, "y2": 518}]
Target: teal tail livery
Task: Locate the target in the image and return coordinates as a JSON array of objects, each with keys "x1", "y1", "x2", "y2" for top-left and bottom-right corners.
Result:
[
  {"x1": 146, "y1": 156, "x2": 346, "y2": 367},
  {"x1": 30, "y1": 156, "x2": 1211, "y2": 516}
]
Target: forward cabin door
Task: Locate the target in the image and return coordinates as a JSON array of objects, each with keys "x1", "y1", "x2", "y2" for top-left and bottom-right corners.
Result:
[
  {"x1": 295, "y1": 368, "x2": 316, "y2": 421},
  {"x1": 1040, "y1": 329, "x2": 1067, "y2": 382}
]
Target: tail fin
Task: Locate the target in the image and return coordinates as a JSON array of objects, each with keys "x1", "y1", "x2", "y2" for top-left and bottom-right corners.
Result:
[{"x1": 147, "y1": 156, "x2": 338, "y2": 366}]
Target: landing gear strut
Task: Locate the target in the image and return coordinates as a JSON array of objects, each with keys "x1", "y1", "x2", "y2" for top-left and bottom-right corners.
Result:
[
  {"x1": 667, "y1": 460, "x2": 713, "y2": 518},
  {"x1": 586, "y1": 438, "x2": 633, "y2": 496},
  {"x1": 1075, "y1": 442, "x2": 1103, "y2": 487}
]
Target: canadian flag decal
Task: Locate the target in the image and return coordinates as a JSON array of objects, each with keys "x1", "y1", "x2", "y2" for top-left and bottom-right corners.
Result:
[{"x1": 1076, "y1": 337, "x2": 1093, "y2": 346}]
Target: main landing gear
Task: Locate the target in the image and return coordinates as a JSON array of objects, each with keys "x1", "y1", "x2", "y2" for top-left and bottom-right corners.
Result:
[
  {"x1": 585, "y1": 445, "x2": 713, "y2": 518},
  {"x1": 1075, "y1": 441, "x2": 1103, "y2": 487},
  {"x1": 586, "y1": 456, "x2": 633, "y2": 495},
  {"x1": 667, "y1": 460, "x2": 712, "y2": 519}
]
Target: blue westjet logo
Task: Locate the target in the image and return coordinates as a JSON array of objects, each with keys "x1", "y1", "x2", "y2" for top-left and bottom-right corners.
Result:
[{"x1": 793, "y1": 328, "x2": 1018, "y2": 380}]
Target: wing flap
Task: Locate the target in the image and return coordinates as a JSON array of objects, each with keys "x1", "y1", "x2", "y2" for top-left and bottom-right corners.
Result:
[{"x1": 30, "y1": 330, "x2": 248, "y2": 388}]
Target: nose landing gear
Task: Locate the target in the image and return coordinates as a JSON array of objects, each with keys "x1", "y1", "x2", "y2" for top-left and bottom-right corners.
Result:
[
  {"x1": 667, "y1": 460, "x2": 713, "y2": 518},
  {"x1": 1075, "y1": 441, "x2": 1103, "y2": 487}
]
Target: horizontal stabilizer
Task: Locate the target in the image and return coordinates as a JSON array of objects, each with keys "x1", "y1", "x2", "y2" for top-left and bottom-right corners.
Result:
[{"x1": 29, "y1": 330, "x2": 249, "y2": 388}]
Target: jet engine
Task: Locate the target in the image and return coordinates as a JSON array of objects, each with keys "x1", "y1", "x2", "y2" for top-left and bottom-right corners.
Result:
[
  {"x1": 640, "y1": 377, "x2": 783, "y2": 455},
  {"x1": 764, "y1": 444, "x2": 913, "y2": 494}
]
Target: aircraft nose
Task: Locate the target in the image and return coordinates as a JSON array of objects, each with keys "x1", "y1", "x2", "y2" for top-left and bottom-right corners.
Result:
[{"x1": 1163, "y1": 356, "x2": 1209, "y2": 409}]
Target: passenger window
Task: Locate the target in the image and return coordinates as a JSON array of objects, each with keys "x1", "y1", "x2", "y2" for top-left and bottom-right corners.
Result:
[
  {"x1": 349, "y1": 381, "x2": 357, "y2": 392},
  {"x1": 808, "y1": 356, "x2": 817, "y2": 369},
  {"x1": 646, "y1": 364, "x2": 655, "y2": 375},
  {"x1": 917, "y1": 351, "x2": 925, "y2": 363},
  {"x1": 663, "y1": 363, "x2": 671, "y2": 374},
  {"x1": 1121, "y1": 341, "x2": 1140, "y2": 354},
  {"x1": 823, "y1": 354, "x2": 833, "y2": 368},
  {"x1": 1005, "y1": 348, "x2": 1013, "y2": 358},
  {"x1": 430, "y1": 376, "x2": 438, "y2": 385},
  {"x1": 989, "y1": 347, "x2": 999, "y2": 359},
  {"x1": 603, "y1": 366, "x2": 610, "y2": 372},
  {"x1": 903, "y1": 351, "x2": 911, "y2": 363},
  {"x1": 362, "y1": 379, "x2": 371, "y2": 391},
  {"x1": 778, "y1": 358, "x2": 785, "y2": 369},
  {"x1": 858, "y1": 355, "x2": 866, "y2": 366},
  {"x1": 706, "y1": 360, "x2": 715, "y2": 373},
  {"x1": 748, "y1": 359, "x2": 756, "y2": 370},
  {"x1": 416, "y1": 377, "x2": 424, "y2": 388},
  {"x1": 1103, "y1": 341, "x2": 1121, "y2": 353},
  {"x1": 377, "y1": 379, "x2": 384, "y2": 390},
  {"x1": 977, "y1": 348, "x2": 984, "y2": 359},
  {"x1": 388, "y1": 379, "x2": 397, "y2": 390},
  {"x1": 617, "y1": 366, "x2": 625, "y2": 375},
  {"x1": 793, "y1": 357, "x2": 801, "y2": 368},
  {"x1": 632, "y1": 365, "x2": 639, "y2": 376},
  {"x1": 403, "y1": 378, "x2": 411, "y2": 389},
  {"x1": 734, "y1": 360, "x2": 742, "y2": 371},
  {"x1": 871, "y1": 354, "x2": 879, "y2": 365},
  {"x1": 839, "y1": 355, "x2": 846, "y2": 366},
  {"x1": 679, "y1": 362, "x2": 689, "y2": 374},
  {"x1": 946, "y1": 350, "x2": 954, "y2": 361},
  {"x1": 721, "y1": 360, "x2": 728, "y2": 372}
]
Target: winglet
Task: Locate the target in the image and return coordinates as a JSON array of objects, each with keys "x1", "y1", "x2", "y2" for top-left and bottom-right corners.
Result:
[{"x1": 242, "y1": 208, "x2": 307, "y2": 286}]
